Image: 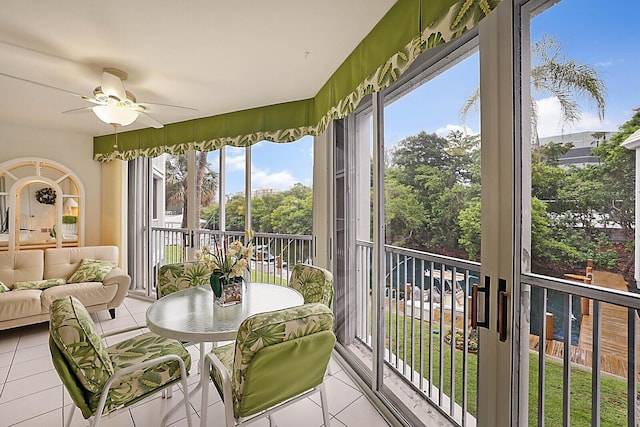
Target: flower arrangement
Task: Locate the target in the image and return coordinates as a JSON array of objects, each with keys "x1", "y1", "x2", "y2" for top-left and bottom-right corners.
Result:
[
  {"x1": 444, "y1": 328, "x2": 479, "y2": 354},
  {"x1": 196, "y1": 231, "x2": 254, "y2": 306}
]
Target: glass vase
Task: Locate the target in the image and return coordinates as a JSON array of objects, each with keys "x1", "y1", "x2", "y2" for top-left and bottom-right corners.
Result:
[{"x1": 210, "y1": 273, "x2": 243, "y2": 306}]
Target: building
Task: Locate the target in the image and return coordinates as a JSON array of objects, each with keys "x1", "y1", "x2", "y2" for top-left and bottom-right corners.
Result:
[{"x1": 539, "y1": 130, "x2": 615, "y2": 167}]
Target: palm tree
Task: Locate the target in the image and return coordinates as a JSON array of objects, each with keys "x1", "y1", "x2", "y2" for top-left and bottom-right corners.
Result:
[
  {"x1": 460, "y1": 35, "x2": 606, "y2": 145},
  {"x1": 165, "y1": 152, "x2": 218, "y2": 228}
]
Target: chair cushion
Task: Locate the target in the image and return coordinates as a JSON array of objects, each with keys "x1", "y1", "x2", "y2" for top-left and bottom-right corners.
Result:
[
  {"x1": 289, "y1": 264, "x2": 334, "y2": 307},
  {"x1": 209, "y1": 343, "x2": 235, "y2": 397},
  {"x1": 231, "y1": 303, "x2": 334, "y2": 415},
  {"x1": 49, "y1": 296, "x2": 115, "y2": 393},
  {"x1": 88, "y1": 332, "x2": 192, "y2": 413},
  {"x1": 239, "y1": 331, "x2": 335, "y2": 417},
  {"x1": 157, "y1": 262, "x2": 210, "y2": 298},
  {"x1": 68, "y1": 259, "x2": 116, "y2": 283}
]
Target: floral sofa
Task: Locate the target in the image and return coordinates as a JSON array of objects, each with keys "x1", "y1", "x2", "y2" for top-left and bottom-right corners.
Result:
[{"x1": 0, "y1": 246, "x2": 130, "y2": 330}]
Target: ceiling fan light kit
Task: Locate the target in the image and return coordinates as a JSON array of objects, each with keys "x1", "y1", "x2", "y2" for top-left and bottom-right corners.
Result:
[{"x1": 92, "y1": 104, "x2": 138, "y2": 127}]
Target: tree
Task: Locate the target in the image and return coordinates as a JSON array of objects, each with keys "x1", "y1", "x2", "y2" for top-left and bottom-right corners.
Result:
[
  {"x1": 461, "y1": 35, "x2": 606, "y2": 146},
  {"x1": 384, "y1": 178, "x2": 423, "y2": 247},
  {"x1": 225, "y1": 193, "x2": 245, "y2": 231},
  {"x1": 270, "y1": 185, "x2": 313, "y2": 235},
  {"x1": 165, "y1": 153, "x2": 218, "y2": 228},
  {"x1": 458, "y1": 199, "x2": 481, "y2": 259},
  {"x1": 387, "y1": 130, "x2": 480, "y2": 257},
  {"x1": 591, "y1": 111, "x2": 640, "y2": 241}
]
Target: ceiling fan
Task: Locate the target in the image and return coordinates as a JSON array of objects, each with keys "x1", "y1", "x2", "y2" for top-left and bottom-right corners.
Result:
[{"x1": 0, "y1": 68, "x2": 197, "y2": 129}]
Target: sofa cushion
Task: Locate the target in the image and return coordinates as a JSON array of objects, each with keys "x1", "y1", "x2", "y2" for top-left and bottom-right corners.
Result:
[
  {"x1": 0, "y1": 250, "x2": 44, "y2": 288},
  {"x1": 50, "y1": 296, "x2": 114, "y2": 394},
  {"x1": 13, "y1": 278, "x2": 67, "y2": 291},
  {"x1": 44, "y1": 246, "x2": 118, "y2": 280},
  {"x1": 68, "y1": 259, "x2": 116, "y2": 283},
  {"x1": 0, "y1": 290, "x2": 43, "y2": 321},
  {"x1": 41, "y1": 282, "x2": 118, "y2": 311}
]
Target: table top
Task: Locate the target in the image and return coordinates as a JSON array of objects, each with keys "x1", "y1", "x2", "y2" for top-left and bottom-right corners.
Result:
[{"x1": 146, "y1": 282, "x2": 304, "y2": 342}]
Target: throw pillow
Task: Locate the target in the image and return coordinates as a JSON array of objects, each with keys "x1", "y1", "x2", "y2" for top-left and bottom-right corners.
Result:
[
  {"x1": 68, "y1": 259, "x2": 116, "y2": 283},
  {"x1": 0, "y1": 282, "x2": 9, "y2": 293},
  {"x1": 13, "y1": 278, "x2": 67, "y2": 291}
]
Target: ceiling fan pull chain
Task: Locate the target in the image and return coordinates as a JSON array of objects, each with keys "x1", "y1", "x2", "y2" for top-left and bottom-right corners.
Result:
[{"x1": 113, "y1": 124, "x2": 118, "y2": 149}]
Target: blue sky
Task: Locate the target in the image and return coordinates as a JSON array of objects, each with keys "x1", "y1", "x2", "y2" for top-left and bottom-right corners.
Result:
[{"x1": 215, "y1": 0, "x2": 640, "y2": 194}]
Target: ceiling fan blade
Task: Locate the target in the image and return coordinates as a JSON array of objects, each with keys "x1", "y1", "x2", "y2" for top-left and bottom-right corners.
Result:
[
  {"x1": 0, "y1": 71, "x2": 88, "y2": 99},
  {"x1": 141, "y1": 101, "x2": 199, "y2": 113},
  {"x1": 136, "y1": 111, "x2": 164, "y2": 128},
  {"x1": 101, "y1": 69, "x2": 127, "y2": 101},
  {"x1": 81, "y1": 96, "x2": 104, "y2": 105},
  {"x1": 62, "y1": 106, "x2": 94, "y2": 114}
]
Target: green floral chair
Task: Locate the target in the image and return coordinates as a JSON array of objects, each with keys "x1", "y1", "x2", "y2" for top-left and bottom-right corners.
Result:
[
  {"x1": 49, "y1": 296, "x2": 193, "y2": 427},
  {"x1": 200, "y1": 303, "x2": 335, "y2": 427},
  {"x1": 157, "y1": 261, "x2": 211, "y2": 382},
  {"x1": 288, "y1": 263, "x2": 334, "y2": 308},
  {"x1": 157, "y1": 261, "x2": 211, "y2": 299}
]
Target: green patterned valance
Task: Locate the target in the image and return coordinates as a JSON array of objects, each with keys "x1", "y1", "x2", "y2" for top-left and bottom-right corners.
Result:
[{"x1": 94, "y1": 0, "x2": 501, "y2": 162}]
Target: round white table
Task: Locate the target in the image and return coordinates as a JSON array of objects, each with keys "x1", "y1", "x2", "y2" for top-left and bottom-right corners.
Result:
[
  {"x1": 146, "y1": 282, "x2": 304, "y2": 342},
  {"x1": 146, "y1": 282, "x2": 304, "y2": 424}
]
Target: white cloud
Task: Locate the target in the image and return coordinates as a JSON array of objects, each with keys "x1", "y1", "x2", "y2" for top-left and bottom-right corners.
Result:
[
  {"x1": 535, "y1": 96, "x2": 612, "y2": 138},
  {"x1": 225, "y1": 153, "x2": 245, "y2": 171},
  {"x1": 435, "y1": 123, "x2": 477, "y2": 137},
  {"x1": 251, "y1": 167, "x2": 297, "y2": 190}
]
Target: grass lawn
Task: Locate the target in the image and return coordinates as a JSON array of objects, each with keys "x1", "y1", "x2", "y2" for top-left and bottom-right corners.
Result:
[
  {"x1": 251, "y1": 270, "x2": 288, "y2": 286},
  {"x1": 164, "y1": 245, "x2": 183, "y2": 262},
  {"x1": 385, "y1": 312, "x2": 630, "y2": 425}
]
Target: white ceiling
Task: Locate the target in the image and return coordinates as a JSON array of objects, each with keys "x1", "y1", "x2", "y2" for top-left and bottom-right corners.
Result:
[{"x1": 0, "y1": 0, "x2": 396, "y2": 137}]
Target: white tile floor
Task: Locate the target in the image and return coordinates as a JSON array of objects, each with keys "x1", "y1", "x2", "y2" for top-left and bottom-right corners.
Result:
[{"x1": 0, "y1": 297, "x2": 392, "y2": 427}]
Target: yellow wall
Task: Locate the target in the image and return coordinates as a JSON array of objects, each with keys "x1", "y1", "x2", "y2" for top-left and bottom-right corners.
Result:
[{"x1": 100, "y1": 160, "x2": 127, "y2": 269}]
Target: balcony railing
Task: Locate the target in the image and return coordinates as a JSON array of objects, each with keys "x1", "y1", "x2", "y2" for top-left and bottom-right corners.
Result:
[
  {"x1": 137, "y1": 228, "x2": 313, "y2": 297},
  {"x1": 523, "y1": 273, "x2": 640, "y2": 426},
  {"x1": 356, "y1": 240, "x2": 640, "y2": 426},
  {"x1": 356, "y1": 240, "x2": 481, "y2": 426}
]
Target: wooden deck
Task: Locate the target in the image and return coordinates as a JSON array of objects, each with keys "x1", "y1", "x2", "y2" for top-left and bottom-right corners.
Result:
[{"x1": 530, "y1": 270, "x2": 639, "y2": 380}]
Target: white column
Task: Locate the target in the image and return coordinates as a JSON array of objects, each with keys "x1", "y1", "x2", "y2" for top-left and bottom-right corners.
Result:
[
  {"x1": 621, "y1": 130, "x2": 640, "y2": 287},
  {"x1": 219, "y1": 146, "x2": 226, "y2": 232},
  {"x1": 245, "y1": 146, "x2": 252, "y2": 232},
  {"x1": 635, "y1": 149, "x2": 640, "y2": 284}
]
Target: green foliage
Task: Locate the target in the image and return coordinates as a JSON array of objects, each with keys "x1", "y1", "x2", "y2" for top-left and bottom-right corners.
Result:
[
  {"x1": 590, "y1": 112, "x2": 640, "y2": 241},
  {"x1": 384, "y1": 179, "x2": 422, "y2": 247},
  {"x1": 62, "y1": 215, "x2": 78, "y2": 224},
  {"x1": 458, "y1": 199, "x2": 481, "y2": 260},
  {"x1": 388, "y1": 114, "x2": 632, "y2": 273},
  {"x1": 531, "y1": 35, "x2": 606, "y2": 124},
  {"x1": 225, "y1": 194, "x2": 246, "y2": 231},
  {"x1": 387, "y1": 130, "x2": 480, "y2": 256},
  {"x1": 211, "y1": 184, "x2": 313, "y2": 235}
]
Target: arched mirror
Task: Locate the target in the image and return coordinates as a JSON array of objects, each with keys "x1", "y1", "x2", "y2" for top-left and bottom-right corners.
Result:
[{"x1": 0, "y1": 158, "x2": 84, "y2": 252}]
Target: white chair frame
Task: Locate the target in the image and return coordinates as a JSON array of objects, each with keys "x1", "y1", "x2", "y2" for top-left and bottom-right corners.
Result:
[
  {"x1": 200, "y1": 351, "x2": 330, "y2": 427},
  {"x1": 62, "y1": 326, "x2": 193, "y2": 427}
]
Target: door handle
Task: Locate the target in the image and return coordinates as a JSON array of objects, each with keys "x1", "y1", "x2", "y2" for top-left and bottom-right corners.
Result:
[
  {"x1": 498, "y1": 290, "x2": 509, "y2": 342},
  {"x1": 471, "y1": 285, "x2": 479, "y2": 329},
  {"x1": 471, "y1": 275, "x2": 490, "y2": 329}
]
